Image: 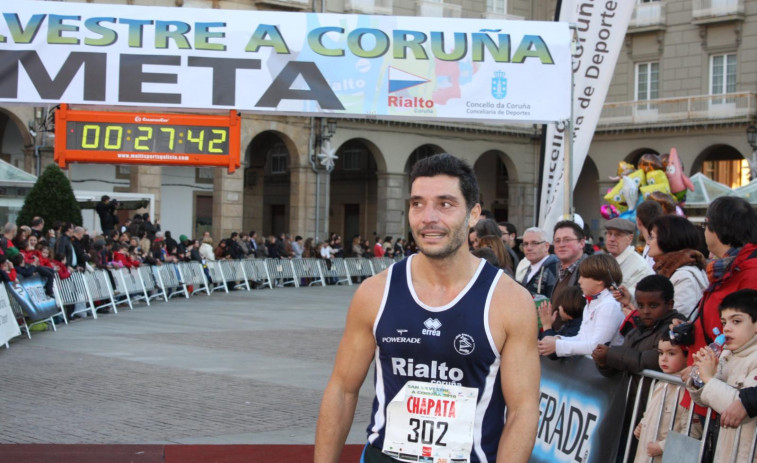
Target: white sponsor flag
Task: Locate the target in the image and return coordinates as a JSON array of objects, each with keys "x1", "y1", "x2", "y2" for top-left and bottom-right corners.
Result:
[{"x1": 538, "y1": 1, "x2": 635, "y2": 236}]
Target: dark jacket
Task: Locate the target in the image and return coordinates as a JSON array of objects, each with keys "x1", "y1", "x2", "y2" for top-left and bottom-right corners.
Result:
[
  {"x1": 521, "y1": 254, "x2": 560, "y2": 298},
  {"x1": 598, "y1": 309, "x2": 686, "y2": 377},
  {"x1": 538, "y1": 316, "x2": 582, "y2": 361},
  {"x1": 72, "y1": 237, "x2": 89, "y2": 268},
  {"x1": 55, "y1": 234, "x2": 74, "y2": 265},
  {"x1": 95, "y1": 201, "x2": 117, "y2": 233},
  {"x1": 739, "y1": 387, "x2": 757, "y2": 418}
]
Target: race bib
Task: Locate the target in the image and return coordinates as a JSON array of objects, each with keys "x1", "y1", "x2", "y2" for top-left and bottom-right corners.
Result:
[{"x1": 383, "y1": 381, "x2": 478, "y2": 463}]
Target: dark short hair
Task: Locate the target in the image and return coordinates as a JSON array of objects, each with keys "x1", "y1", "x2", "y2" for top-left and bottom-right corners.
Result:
[
  {"x1": 498, "y1": 221, "x2": 517, "y2": 236},
  {"x1": 295, "y1": 235, "x2": 303, "y2": 241},
  {"x1": 474, "y1": 219, "x2": 502, "y2": 238},
  {"x1": 409, "y1": 153, "x2": 480, "y2": 212},
  {"x1": 660, "y1": 330, "x2": 687, "y2": 355},
  {"x1": 31, "y1": 217, "x2": 44, "y2": 227},
  {"x1": 552, "y1": 286, "x2": 585, "y2": 319},
  {"x1": 635, "y1": 274, "x2": 674, "y2": 303},
  {"x1": 579, "y1": 254, "x2": 622, "y2": 288},
  {"x1": 719, "y1": 289, "x2": 757, "y2": 322},
  {"x1": 230, "y1": 232, "x2": 239, "y2": 239},
  {"x1": 706, "y1": 196, "x2": 757, "y2": 248},
  {"x1": 649, "y1": 215, "x2": 703, "y2": 254},
  {"x1": 636, "y1": 200, "x2": 663, "y2": 230},
  {"x1": 101, "y1": 195, "x2": 110, "y2": 202},
  {"x1": 553, "y1": 220, "x2": 584, "y2": 240}
]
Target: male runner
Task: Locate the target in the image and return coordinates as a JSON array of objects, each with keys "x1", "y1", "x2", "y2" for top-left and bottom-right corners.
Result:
[{"x1": 314, "y1": 153, "x2": 540, "y2": 463}]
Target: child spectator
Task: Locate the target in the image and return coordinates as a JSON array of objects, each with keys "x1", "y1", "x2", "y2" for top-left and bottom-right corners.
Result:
[
  {"x1": 593, "y1": 275, "x2": 686, "y2": 375},
  {"x1": 538, "y1": 286, "x2": 585, "y2": 360},
  {"x1": 688, "y1": 289, "x2": 757, "y2": 463},
  {"x1": 633, "y1": 331, "x2": 702, "y2": 462},
  {"x1": 537, "y1": 253, "x2": 625, "y2": 357},
  {"x1": 51, "y1": 253, "x2": 71, "y2": 280}
]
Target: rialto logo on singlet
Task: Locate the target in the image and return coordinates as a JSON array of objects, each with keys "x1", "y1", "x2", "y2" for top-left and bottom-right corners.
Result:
[
  {"x1": 422, "y1": 318, "x2": 442, "y2": 336},
  {"x1": 391, "y1": 357, "x2": 464, "y2": 384}
]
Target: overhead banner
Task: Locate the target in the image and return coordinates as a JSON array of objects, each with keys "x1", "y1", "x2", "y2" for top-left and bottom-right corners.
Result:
[
  {"x1": 531, "y1": 356, "x2": 630, "y2": 463},
  {"x1": 0, "y1": 1, "x2": 571, "y2": 124},
  {"x1": 538, "y1": 0, "x2": 634, "y2": 234}
]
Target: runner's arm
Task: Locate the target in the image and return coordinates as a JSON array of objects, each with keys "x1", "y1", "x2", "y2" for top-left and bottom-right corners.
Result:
[
  {"x1": 314, "y1": 275, "x2": 384, "y2": 463},
  {"x1": 496, "y1": 282, "x2": 541, "y2": 463}
]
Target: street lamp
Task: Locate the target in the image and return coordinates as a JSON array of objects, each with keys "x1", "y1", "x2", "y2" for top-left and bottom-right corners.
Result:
[{"x1": 748, "y1": 124, "x2": 757, "y2": 182}]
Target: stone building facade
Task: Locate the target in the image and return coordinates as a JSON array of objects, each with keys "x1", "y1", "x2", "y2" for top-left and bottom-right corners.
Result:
[{"x1": 0, "y1": 0, "x2": 755, "y2": 243}]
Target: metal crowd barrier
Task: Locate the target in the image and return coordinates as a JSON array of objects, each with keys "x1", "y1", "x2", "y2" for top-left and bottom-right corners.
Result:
[
  {"x1": 623, "y1": 369, "x2": 757, "y2": 463},
  {"x1": 5, "y1": 257, "x2": 404, "y2": 345},
  {"x1": 205, "y1": 261, "x2": 229, "y2": 293},
  {"x1": 178, "y1": 262, "x2": 211, "y2": 296}
]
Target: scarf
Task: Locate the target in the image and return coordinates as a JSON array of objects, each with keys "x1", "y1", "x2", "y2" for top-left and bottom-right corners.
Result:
[
  {"x1": 705, "y1": 246, "x2": 741, "y2": 289},
  {"x1": 653, "y1": 249, "x2": 706, "y2": 278}
]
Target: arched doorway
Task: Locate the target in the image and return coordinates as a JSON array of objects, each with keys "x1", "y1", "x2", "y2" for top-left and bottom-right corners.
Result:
[
  {"x1": 473, "y1": 150, "x2": 514, "y2": 221},
  {"x1": 329, "y1": 139, "x2": 380, "y2": 250},
  {"x1": 0, "y1": 108, "x2": 33, "y2": 171},
  {"x1": 243, "y1": 131, "x2": 293, "y2": 237},
  {"x1": 691, "y1": 144, "x2": 749, "y2": 189}
]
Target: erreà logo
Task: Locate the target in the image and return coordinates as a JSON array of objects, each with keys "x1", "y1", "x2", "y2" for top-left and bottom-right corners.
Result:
[
  {"x1": 423, "y1": 318, "x2": 441, "y2": 336},
  {"x1": 388, "y1": 66, "x2": 434, "y2": 109}
]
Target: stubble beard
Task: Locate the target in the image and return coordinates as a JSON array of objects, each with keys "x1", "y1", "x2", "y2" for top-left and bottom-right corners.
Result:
[{"x1": 413, "y1": 216, "x2": 469, "y2": 261}]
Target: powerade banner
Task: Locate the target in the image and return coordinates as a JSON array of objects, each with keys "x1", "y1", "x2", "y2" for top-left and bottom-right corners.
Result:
[
  {"x1": 530, "y1": 356, "x2": 630, "y2": 463},
  {"x1": 538, "y1": 0, "x2": 634, "y2": 234},
  {"x1": 0, "y1": 1, "x2": 571, "y2": 124}
]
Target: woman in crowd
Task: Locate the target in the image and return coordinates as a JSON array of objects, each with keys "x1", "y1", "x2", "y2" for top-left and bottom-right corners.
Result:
[
  {"x1": 302, "y1": 237, "x2": 316, "y2": 258},
  {"x1": 477, "y1": 235, "x2": 514, "y2": 276},
  {"x1": 351, "y1": 235, "x2": 364, "y2": 258},
  {"x1": 618, "y1": 215, "x2": 707, "y2": 319},
  {"x1": 676, "y1": 196, "x2": 757, "y2": 415}
]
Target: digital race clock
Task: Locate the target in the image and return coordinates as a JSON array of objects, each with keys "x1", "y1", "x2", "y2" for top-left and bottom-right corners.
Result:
[{"x1": 55, "y1": 104, "x2": 241, "y2": 173}]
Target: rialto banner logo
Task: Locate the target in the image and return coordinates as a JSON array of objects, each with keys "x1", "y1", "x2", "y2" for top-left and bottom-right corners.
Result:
[{"x1": 0, "y1": 1, "x2": 571, "y2": 123}]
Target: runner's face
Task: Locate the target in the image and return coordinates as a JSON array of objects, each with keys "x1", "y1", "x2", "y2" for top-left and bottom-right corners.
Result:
[{"x1": 409, "y1": 175, "x2": 479, "y2": 260}]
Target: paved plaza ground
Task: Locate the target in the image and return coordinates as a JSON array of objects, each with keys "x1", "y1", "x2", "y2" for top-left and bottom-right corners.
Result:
[{"x1": 0, "y1": 285, "x2": 373, "y2": 451}]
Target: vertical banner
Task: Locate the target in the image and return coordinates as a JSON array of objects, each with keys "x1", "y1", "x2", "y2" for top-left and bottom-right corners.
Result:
[
  {"x1": 530, "y1": 356, "x2": 630, "y2": 463},
  {"x1": 538, "y1": 1, "x2": 635, "y2": 235},
  {"x1": 0, "y1": 283, "x2": 21, "y2": 345}
]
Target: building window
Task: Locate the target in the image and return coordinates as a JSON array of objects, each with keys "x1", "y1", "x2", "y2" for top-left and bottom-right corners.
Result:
[
  {"x1": 635, "y1": 62, "x2": 659, "y2": 101},
  {"x1": 486, "y1": 0, "x2": 506, "y2": 14},
  {"x1": 342, "y1": 148, "x2": 362, "y2": 171},
  {"x1": 115, "y1": 165, "x2": 131, "y2": 180},
  {"x1": 195, "y1": 167, "x2": 214, "y2": 184},
  {"x1": 268, "y1": 142, "x2": 288, "y2": 174},
  {"x1": 710, "y1": 54, "x2": 737, "y2": 99}
]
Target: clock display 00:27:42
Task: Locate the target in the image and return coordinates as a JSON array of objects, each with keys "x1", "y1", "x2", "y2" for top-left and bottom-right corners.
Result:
[{"x1": 66, "y1": 121, "x2": 230, "y2": 155}]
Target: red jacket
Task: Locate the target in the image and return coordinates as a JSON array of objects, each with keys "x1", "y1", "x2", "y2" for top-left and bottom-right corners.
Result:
[
  {"x1": 112, "y1": 252, "x2": 139, "y2": 269},
  {"x1": 49, "y1": 258, "x2": 71, "y2": 279}
]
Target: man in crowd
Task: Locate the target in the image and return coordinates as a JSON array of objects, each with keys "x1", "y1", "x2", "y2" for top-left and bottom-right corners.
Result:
[
  {"x1": 30, "y1": 217, "x2": 44, "y2": 239},
  {"x1": 604, "y1": 218, "x2": 654, "y2": 293},
  {"x1": 498, "y1": 221, "x2": 522, "y2": 265},
  {"x1": 71, "y1": 226, "x2": 89, "y2": 271},
  {"x1": 550, "y1": 220, "x2": 587, "y2": 300},
  {"x1": 95, "y1": 195, "x2": 118, "y2": 236},
  {"x1": 515, "y1": 227, "x2": 559, "y2": 298}
]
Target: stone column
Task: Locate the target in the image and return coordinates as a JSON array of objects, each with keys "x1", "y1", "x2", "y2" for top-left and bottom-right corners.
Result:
[
  {"x1": 212, "y1": 168, "x2": 244, "y2": 240},
  {"x1": 288, "y1": 164, "x2": 318, "y2": 239},
  {"x1": 376, "y1": 173, "x2": 406, "y2": 239},
  {"x1": 507, "y1": 181, "x2": 536, "y2": 233},
  {"x1": 129, "y1": 166, "x2": 163, "y2": 219}
]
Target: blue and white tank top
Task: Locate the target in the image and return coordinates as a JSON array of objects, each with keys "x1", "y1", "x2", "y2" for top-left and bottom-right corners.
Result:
[{"x1": 367, "y1": 255, "x2": 505, "y2": 463}]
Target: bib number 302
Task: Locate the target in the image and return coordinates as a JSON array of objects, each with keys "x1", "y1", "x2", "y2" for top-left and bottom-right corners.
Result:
[{"x1": 407, "y1": 418, "x2": 448, "y2": 446}]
